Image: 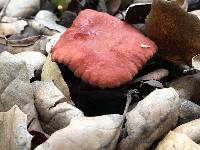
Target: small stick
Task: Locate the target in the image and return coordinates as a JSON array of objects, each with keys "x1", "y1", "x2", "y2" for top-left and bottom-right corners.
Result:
[
  {"x1": 0, "y1": 0, "x2": 11, "y2": 21},
  {"x1": 109, "y1": 90, "x2": 135, "y2": 150}
]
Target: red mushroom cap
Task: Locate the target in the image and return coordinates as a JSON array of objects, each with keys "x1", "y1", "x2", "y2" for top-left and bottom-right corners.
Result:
[{"x1": 51, "y1": 9, "x2": 157, "y2": 89}]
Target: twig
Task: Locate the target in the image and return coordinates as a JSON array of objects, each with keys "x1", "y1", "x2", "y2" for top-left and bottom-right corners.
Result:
[
  {"x1": 0, "y1": 0, "x2": 11, "y2": 21},
  {"x1": 109, "y1": 90, "x2": 135, "y2": 150}
]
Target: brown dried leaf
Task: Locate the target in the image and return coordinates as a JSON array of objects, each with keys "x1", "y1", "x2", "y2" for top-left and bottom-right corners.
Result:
[
  {"x1": 145, "y1": 0, "x2": 200, "y2": 65},
  {"x1": 0, "y1": 105, "x2": 33, "y2": 150}
]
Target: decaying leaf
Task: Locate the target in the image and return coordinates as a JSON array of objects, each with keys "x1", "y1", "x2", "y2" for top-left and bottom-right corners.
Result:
[
  {"x1": 28, "y1": 11, "x2": 66, "y2": 36},
  {"x1": 2, "y1": 36, "x2": 48, "y2": 54},
  {"x1": 192, "y1": 54, "x2": 200, "y2": 70},
  {"x1": 190, "y1": 10, "x2": 200, "y2": 19},
  {"x1": 35, "y1": 10, "x2": 59, "y2": 22},
  {"x1": 0, "y1": 0, "x2": 8, "y2": 9},
  {"x1": 145, "y1": 0, "x2": 200, "y2": 65},
  {"x1": 5, "y1": 0, "x2": 40, "y2": 18},
  {"x1": 156, "y1": 131, "x2": 200, "y2": 150},
  {"x1": 46, "y1": 33, "x2": 62, "y2": 54},
  {"x1": 119, "y1": 88, "x2": 180, "y2": 150},
  {"x1": 174, "y1": 119, "x2": 200, "y2": 143},
  {"x1": 41, "y1": 54, "x2": 72, "y2": 104},
  {"x1": 32, "y1": 81, "x2": 84, "y2": 134},
  {"x1": 35, "y1": 114, "x2": 123, "y2": 150},
  {"x1": 0, "y1": 51, "x2": 43, "y2": 134},
  {"x1": 6, "y1": 35, "x2": 40, "y2": 46},
  {"x1": 15, "y1": 51, "x2": 46, "y2": 79},
  {"x1": 0, "y1": 105, "x2": 33, "y2": 150},
  {"x1": 0, "y1": 20, "x2": 27, "y2": 36},
  {"x1": 169, "y1": 73, "x2": 200, "y2": 104},
  {"x1": 125, "y1": 3, "x2": 151, "y2": 24},
  {"x1": 156, "y1": 119, "x2": 200, "y2": 149},
  {"x1": 133, "y1": 68, "x2": 169, "y2": 83},
  {"x1": 106, "y1": 0, "x2": 121, "y2": 15},
  {"x1": 179, "y1": 99, "x2": 200, "y2": 125}
]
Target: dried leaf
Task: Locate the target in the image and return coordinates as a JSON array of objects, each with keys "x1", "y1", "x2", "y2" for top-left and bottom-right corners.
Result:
[
  {"x1": 35, "y1": 10, "x2": 59, "y2": 22},
  {"x1": 145, "y1": 0, "x2": 200, "y2": 65},
  {"x1": 32, "y1": 81, "x2": 84, "y2": 134},
  {"x1": 119, "y1": 88, "x2": 180, "y2": 150},
  {"x1": 106, "y1": 0, "x2": 121, "y2": 15},
  {"x1": 190, "y1": 10, "x2": 200, "y2": 19},
  {"x1": 133, "y1": 68, "x2": 169, "y2": 83},
  {"x1": 192, "y1": 54, "x2": 200, "y2": 70},
  {"x1": 0, "y1": 51, "x2": 43, "y2": 134},
  {"x1": 29, "y1": 19, "x2": 66, "y2": 36},
  {"x1": 46, "y1": 33, "x2": 62, "y2": 54},
  {"x1": 14, "y1": 51, "x2": 46, "y2": 79},
  {"x1": 35, "y1": 114, "x2": 123, "y2": 150},
  {"x1": 179, "y1": 99, "x2": 200, "y2": 125},
  {"x1": 41, "y1": 54, "x2": 72, "y2": 104},
  {"x1": 169, "y1": 73, "x2": 200, "y2": 104},
  {"x1": 7, "y1": 35, "x2": 40, "y2": 47},
  {"x1": 125, "y1": 3, "x2": 151, "y2": 24},
  {"x1": 157, "y1": 119, "x2": 200, "y2": 149},
  {"x1": 0, "y1": 20, "x2": 27, "y2": 36},
  {"x1": 0, "y1": 105, "x2": 33, "y2": 150},
  {"x1": 156, "y1": 131, "x2": 200, "y2": 150},
  {"x1": 174, "y1": 119, "x2": 200, "y2": 142},
  {"x1": 5, "y1": 0, "x2": 40, "y2": 18},
  {"x1": 5, "y1": 36, "x2": 48, "y2": 54}
]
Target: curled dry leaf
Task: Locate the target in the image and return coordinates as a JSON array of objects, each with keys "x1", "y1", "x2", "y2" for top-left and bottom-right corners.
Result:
[
  {"x1": 15, "y1": 51, "x2": 46, "y2": 79},
  {"x1": 145, "y1": 0, "x2": 200, "y2": 65},
  {"x1": 0, "y1": 105, "x2": 33, "y2": 150},
  {"x1": 1, "y1": 36, "x2": 48, "y2": 54},
  {"x1": 156, "y1": 119, "x2": 200, "y2": 149},
  {"x1": 6, "y1": 35, "x2": 40, "y2": 46},
  {"x1": 35, "y1": 114, "x2": 123, "y2": 150},
  {"x1": 32, "y1": 81, "x2": 83, "y2": 134},
  {"x1": 156, "y1": 131, "x2": 200, "y2": 150},
  {"x1": 5, "y1": 0, "x2": 40, "y2": 18},
  {"x1": 0, "y1": 51, "x2": 43, "y2": 133},
  {"x1": 0, "y1": 20, "x2": 27, "y2": 36},
  {"x1": 119, "y1": 88, "x2": 180, "y2": 150},
  {"x1": 41, "y1": 54, "x2": 72, "y2": 104}
]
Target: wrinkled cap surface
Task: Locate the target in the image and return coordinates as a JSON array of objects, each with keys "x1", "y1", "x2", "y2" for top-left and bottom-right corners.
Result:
[{"x1": 51, "y1": 9, "x2": 157, "y2": 88}]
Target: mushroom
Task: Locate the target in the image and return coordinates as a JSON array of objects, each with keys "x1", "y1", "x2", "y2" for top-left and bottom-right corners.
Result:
[{"x1": 51, "y1": 9, "x2": 157, "y2": 89}]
